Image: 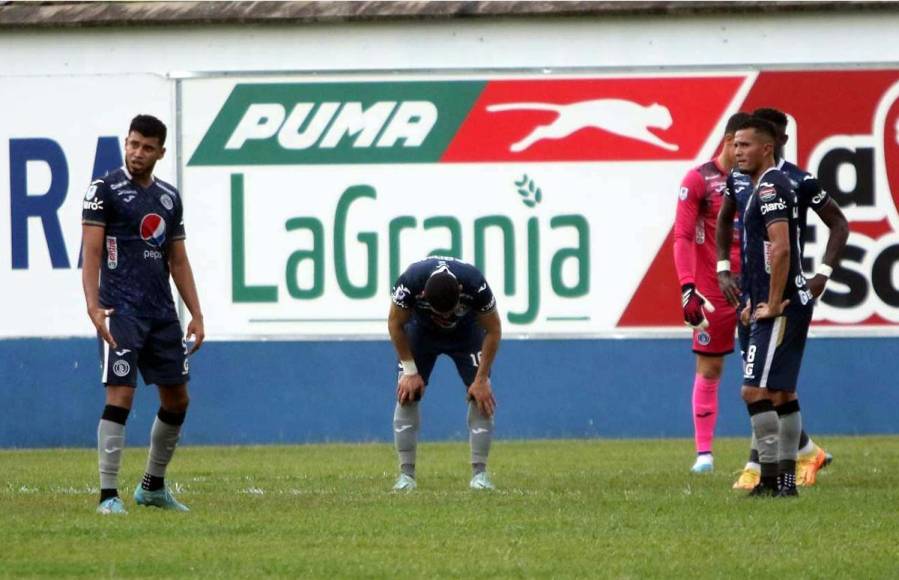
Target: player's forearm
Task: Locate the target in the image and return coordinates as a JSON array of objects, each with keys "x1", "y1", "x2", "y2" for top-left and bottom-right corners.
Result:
[
  {"x1": 672, "y1": 237, "x2": 696, "y2": 286},
  {"x1": 715, "y1": 218, "x2": 734, "y2": 263},
  {"x1": 81, "y1": 244, "x2": 102, "y2": 311},
  {"x1": 475, "y1": 329, "x2": 500, "y2": 381},
  {"x1": 767, "y1": 243, "x2": 790, "y2": 304},
  {"x1": 171, "y1": 263, "x2": 204, "y2": 320},
  {"x1": 820, "y1": 215, "x2": 849, "y2": 270},
  {"x1": 716, "y1": 197, "x2": 736, "y2": 262},
  {"x1": 388, "y1": 321, "x2": 414, "y2": 361}
]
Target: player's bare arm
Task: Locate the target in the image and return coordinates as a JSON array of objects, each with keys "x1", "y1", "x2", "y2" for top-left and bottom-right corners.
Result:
[
  {"x1": 388, "y1": 302, "x2": 424, "y2": 405},
  {"x1": 81, "y1": 224, "x2": 117, "y2": 348},
  {"x1": 168, "y1": 240, "x2": 205, "y2": 354},
  {"x1": 715, "y1": 194, "x2": 741, "y2": 307},
  {"x1": 755, "y1": 220, "x2": 791, "y2": 319},
  {"x1": 808, "y1": 200, "x2": 849, "y2": 298},
  {"x1": 469, "y1": 309, "x2": 501, "y2": 418}
]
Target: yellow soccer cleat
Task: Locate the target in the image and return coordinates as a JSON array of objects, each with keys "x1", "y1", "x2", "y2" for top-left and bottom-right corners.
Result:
[
  {"x1": 732, "y1": 465, "x2": 761, "y2": 490},
  {"x1": 797, "y1": 446, "x2": 831, "y2": 487}
]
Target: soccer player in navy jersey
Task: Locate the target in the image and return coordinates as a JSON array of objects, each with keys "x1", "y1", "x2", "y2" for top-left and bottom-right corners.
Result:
[
  {"x1": 82, "y1": 115, "x2": 204, "y2": 514},
  {"x1": 730, "y1": 117, "x2": 814, "y2": 497},
  {"x1": 388, "y1": 257, "x2": 501, "y2": 491},
  {"x1": 717, "y1": 108, "x2": 847, "y2": 489}
]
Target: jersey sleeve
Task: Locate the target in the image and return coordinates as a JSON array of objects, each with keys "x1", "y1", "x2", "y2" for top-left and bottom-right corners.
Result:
[
  {"x1": 672, "y1": 169, "x2": 705, "y2": 286},
  {"x1": 471, "y1": 274, "x2": 497, "y2": 314},
  {"x1": 391, "y1": 269, "x2": 416, "y2": 310},
  {"x1": 172, "y1": 195, "x2": 186, "y2": 241},
  {"x1": 759, "y1": 182, "x2": 790, "y2": 227},
  {"x1": 799, "y1": 174, "x2": 831, "y2": 211},
  {"x1": 81, "y1": 179, "x2": 110, "y2": 227}
]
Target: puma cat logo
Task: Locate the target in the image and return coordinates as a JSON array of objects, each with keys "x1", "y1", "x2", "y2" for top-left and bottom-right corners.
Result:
[{"x1": 487, "y1": 99, "x2": 679, "y2": 152}]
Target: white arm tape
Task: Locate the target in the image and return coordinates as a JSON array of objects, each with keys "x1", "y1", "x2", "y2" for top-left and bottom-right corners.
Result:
[
  {"x1": 716, "y1": 260, "x2": 731, "y2": 273},
  {"x1": 401, "y1": 359, "x2": 418, "y2": 376},
  {"x1": 817, "y1": 264, "x2": 833, "y2": 278}
]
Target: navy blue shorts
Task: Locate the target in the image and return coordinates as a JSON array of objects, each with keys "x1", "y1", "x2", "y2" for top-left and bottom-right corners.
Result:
[
  {"x1": 400, "y1": 323, "x2": 486, "y2": 387},
  {"x1": 742, "y1": 301, "x2": 812, "y2": 392},
  {"x1": 98, "y1": 315, "x2": 190, "y2": 387}
]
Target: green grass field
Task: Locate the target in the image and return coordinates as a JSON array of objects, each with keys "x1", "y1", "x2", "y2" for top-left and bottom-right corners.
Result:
[{"x1": 2, "y1": 437, "x2": 898, "y2": 578}]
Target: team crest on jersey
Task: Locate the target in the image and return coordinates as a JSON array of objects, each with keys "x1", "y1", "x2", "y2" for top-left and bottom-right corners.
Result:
[
  {"x1": 678, "y1": 186, "x2": 689, "y2": 201},
  {"x1": 160, "y1": 194, "x2": 174, "y2": 211},
  {"x1": 697, "y1": 330, "x2": 711, "y2": 346},
  {"x1": 140, "y1": 213, "x2": 167, "y2": 247}
]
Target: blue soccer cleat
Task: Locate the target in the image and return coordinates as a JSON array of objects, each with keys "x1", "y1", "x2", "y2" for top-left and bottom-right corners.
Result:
[
  {"x1": 96, "y1": 496, "x2": 127, "y2": 515},
  {"x1": 134, "y1": 485, "x2": 190, "y2": 511}
]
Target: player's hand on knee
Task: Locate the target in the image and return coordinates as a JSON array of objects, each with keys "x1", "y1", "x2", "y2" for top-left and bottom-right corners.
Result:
[
  {"x1": 681, "y1": 284, "x2": 715, "y2": 329},
  {"x1": 88, "y1": 307, "x2": 117, "y2": 348},
  {"x1": 186, "y1": 316, "x2": 205, "y2": 354},
  {"x1": 717, "y1": 272, "x2": 741, "y2": 307},
  {"x1": 396, "y1": 374, "x2": 425, "y2": 405},
  {"x1": 467, "y1": 377, "x2": 496, "y2": 417}
]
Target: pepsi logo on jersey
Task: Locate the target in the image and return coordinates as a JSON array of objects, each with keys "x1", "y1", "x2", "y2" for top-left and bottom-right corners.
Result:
[
  {"x1": 140, "y1": 214, "x2": 166, "y2": 247},
  {"x1": 140, "y1": 214, "x2": 166, "y2": 260}
]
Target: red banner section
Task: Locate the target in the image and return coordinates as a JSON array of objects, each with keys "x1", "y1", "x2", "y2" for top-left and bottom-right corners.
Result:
[{"x1": 442, "y1": 76, "x2": 746, "y2": 162}]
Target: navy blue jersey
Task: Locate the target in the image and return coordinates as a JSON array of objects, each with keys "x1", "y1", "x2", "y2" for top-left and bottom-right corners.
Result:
[
  {"x1": 725, "y1": 169, "x2": 754, "y2": 279},
  {"x1": 742, "y1": 168, "x2": 811, "y2": 308},
  {"x1": 81, "y1": 167, "x2": 185, "y2": 320},
  {"x1": 391, "y1": 257, "x2": 496, "y2": 333},
  {"x1": 776, "y1": 159, "x2": 832, "y2": 254}
]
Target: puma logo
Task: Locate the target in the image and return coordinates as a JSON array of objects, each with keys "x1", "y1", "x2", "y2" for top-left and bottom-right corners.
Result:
[
  {"x1": 695, "y1": 412, "x2": 714, "y2": 418},
  {"x1": 487, "y1": 99, "x2": 679, "y2": 152}
]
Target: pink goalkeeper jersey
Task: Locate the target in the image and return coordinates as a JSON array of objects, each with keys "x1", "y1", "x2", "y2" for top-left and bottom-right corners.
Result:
[{"x1": 673, "y1": 159, "x2": 741, "y2": 297}]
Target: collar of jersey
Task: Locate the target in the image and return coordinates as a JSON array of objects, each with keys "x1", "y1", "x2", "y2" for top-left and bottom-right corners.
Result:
[
  {"x1": 121, "y1": 165, "x2": 156, "y2": 186},
  {"x1": 754, "y1": 166, "x2": 780, "y2": 190}
]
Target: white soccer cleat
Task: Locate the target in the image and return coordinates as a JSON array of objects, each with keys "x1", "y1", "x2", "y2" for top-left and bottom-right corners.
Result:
[
  {"x1": 690, "y1": 454, "x2": 714, "y2": 474},
  {"x1": 392, "y1": 473, "x2": 417, "y2": 491},
  {"x1": 469, "y1": 471, "x2": 496, "y2": 490}
]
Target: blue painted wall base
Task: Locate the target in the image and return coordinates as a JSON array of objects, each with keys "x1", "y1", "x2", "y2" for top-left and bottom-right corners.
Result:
[{"x1": 1, "y1": 337, "x2": 896, "y2": 448}]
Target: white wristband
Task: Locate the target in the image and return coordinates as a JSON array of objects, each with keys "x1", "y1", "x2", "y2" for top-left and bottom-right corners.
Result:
[
  {"x1": 817, "y1": 264, "x2": 833, "y2": 278},
  {"x1": 401, "y1": 359, "x2": 418, "y2": 376},
  {"x1": 716, "y1": 260, "x2": 731, "y2": 273}
]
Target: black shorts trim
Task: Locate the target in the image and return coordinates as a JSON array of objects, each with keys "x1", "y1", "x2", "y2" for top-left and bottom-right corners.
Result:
[{"x1": 692, "y1": 348, "x2": 735, "y2": 357}]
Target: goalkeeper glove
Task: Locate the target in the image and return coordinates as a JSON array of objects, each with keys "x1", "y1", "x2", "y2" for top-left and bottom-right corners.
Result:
[{"x1": 681, "y1": 283, "x2": 715, "y2": 329}]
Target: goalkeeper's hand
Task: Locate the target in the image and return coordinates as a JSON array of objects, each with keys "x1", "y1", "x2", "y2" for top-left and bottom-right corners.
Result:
[{"x1": 681, "y1": 284, "x2": 715, "y2": 329}]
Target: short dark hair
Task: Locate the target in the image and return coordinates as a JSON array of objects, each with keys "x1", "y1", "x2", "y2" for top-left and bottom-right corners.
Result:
[
  {"x1": 752, "y1": 107, "x2": 788, "y2": 129},
  {"x1": 734, "y1": 117, "x2": 778, "y2": 142},
  {"x1": 424, "y1": 267, "x2": 460, "y2": 312},
  {"x1": 129, "y1": 114, "x2": 167, "y2": 146},
  {"x1": 724, "y1": 112, "x2": 753, "y2": 135}
]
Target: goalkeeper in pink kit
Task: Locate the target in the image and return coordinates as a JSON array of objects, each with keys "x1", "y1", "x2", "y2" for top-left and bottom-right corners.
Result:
[{"x1": 673, "y1": 112, "x2": 750, "y2": 473}]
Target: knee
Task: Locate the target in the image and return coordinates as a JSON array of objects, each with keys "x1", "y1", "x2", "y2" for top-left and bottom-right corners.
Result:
[
  {"x1": 772, "y1": 391, "x2": 797, "y2": 407},
  {"x1": 163, "y1": 392, "x2": 190, "y2": 414},
  {"x1": 696, "y1": 356, "x2": 724, "y2": 380},
  {"x1": 105, "y1": 387, "x2": 135, "y2": 410},
  {"x1": 741, "y1": 385, "x2": 766, "y2": 403}
]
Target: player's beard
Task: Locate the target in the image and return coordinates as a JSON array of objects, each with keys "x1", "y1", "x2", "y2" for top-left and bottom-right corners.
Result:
[{"x1": 127, "y1": 158, "x2": 156, "y2": 181}]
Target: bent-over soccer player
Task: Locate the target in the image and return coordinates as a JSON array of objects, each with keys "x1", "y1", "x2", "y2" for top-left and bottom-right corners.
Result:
[{"x1": 388, "y1": 257, "x2": 501, "y2": 491}]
